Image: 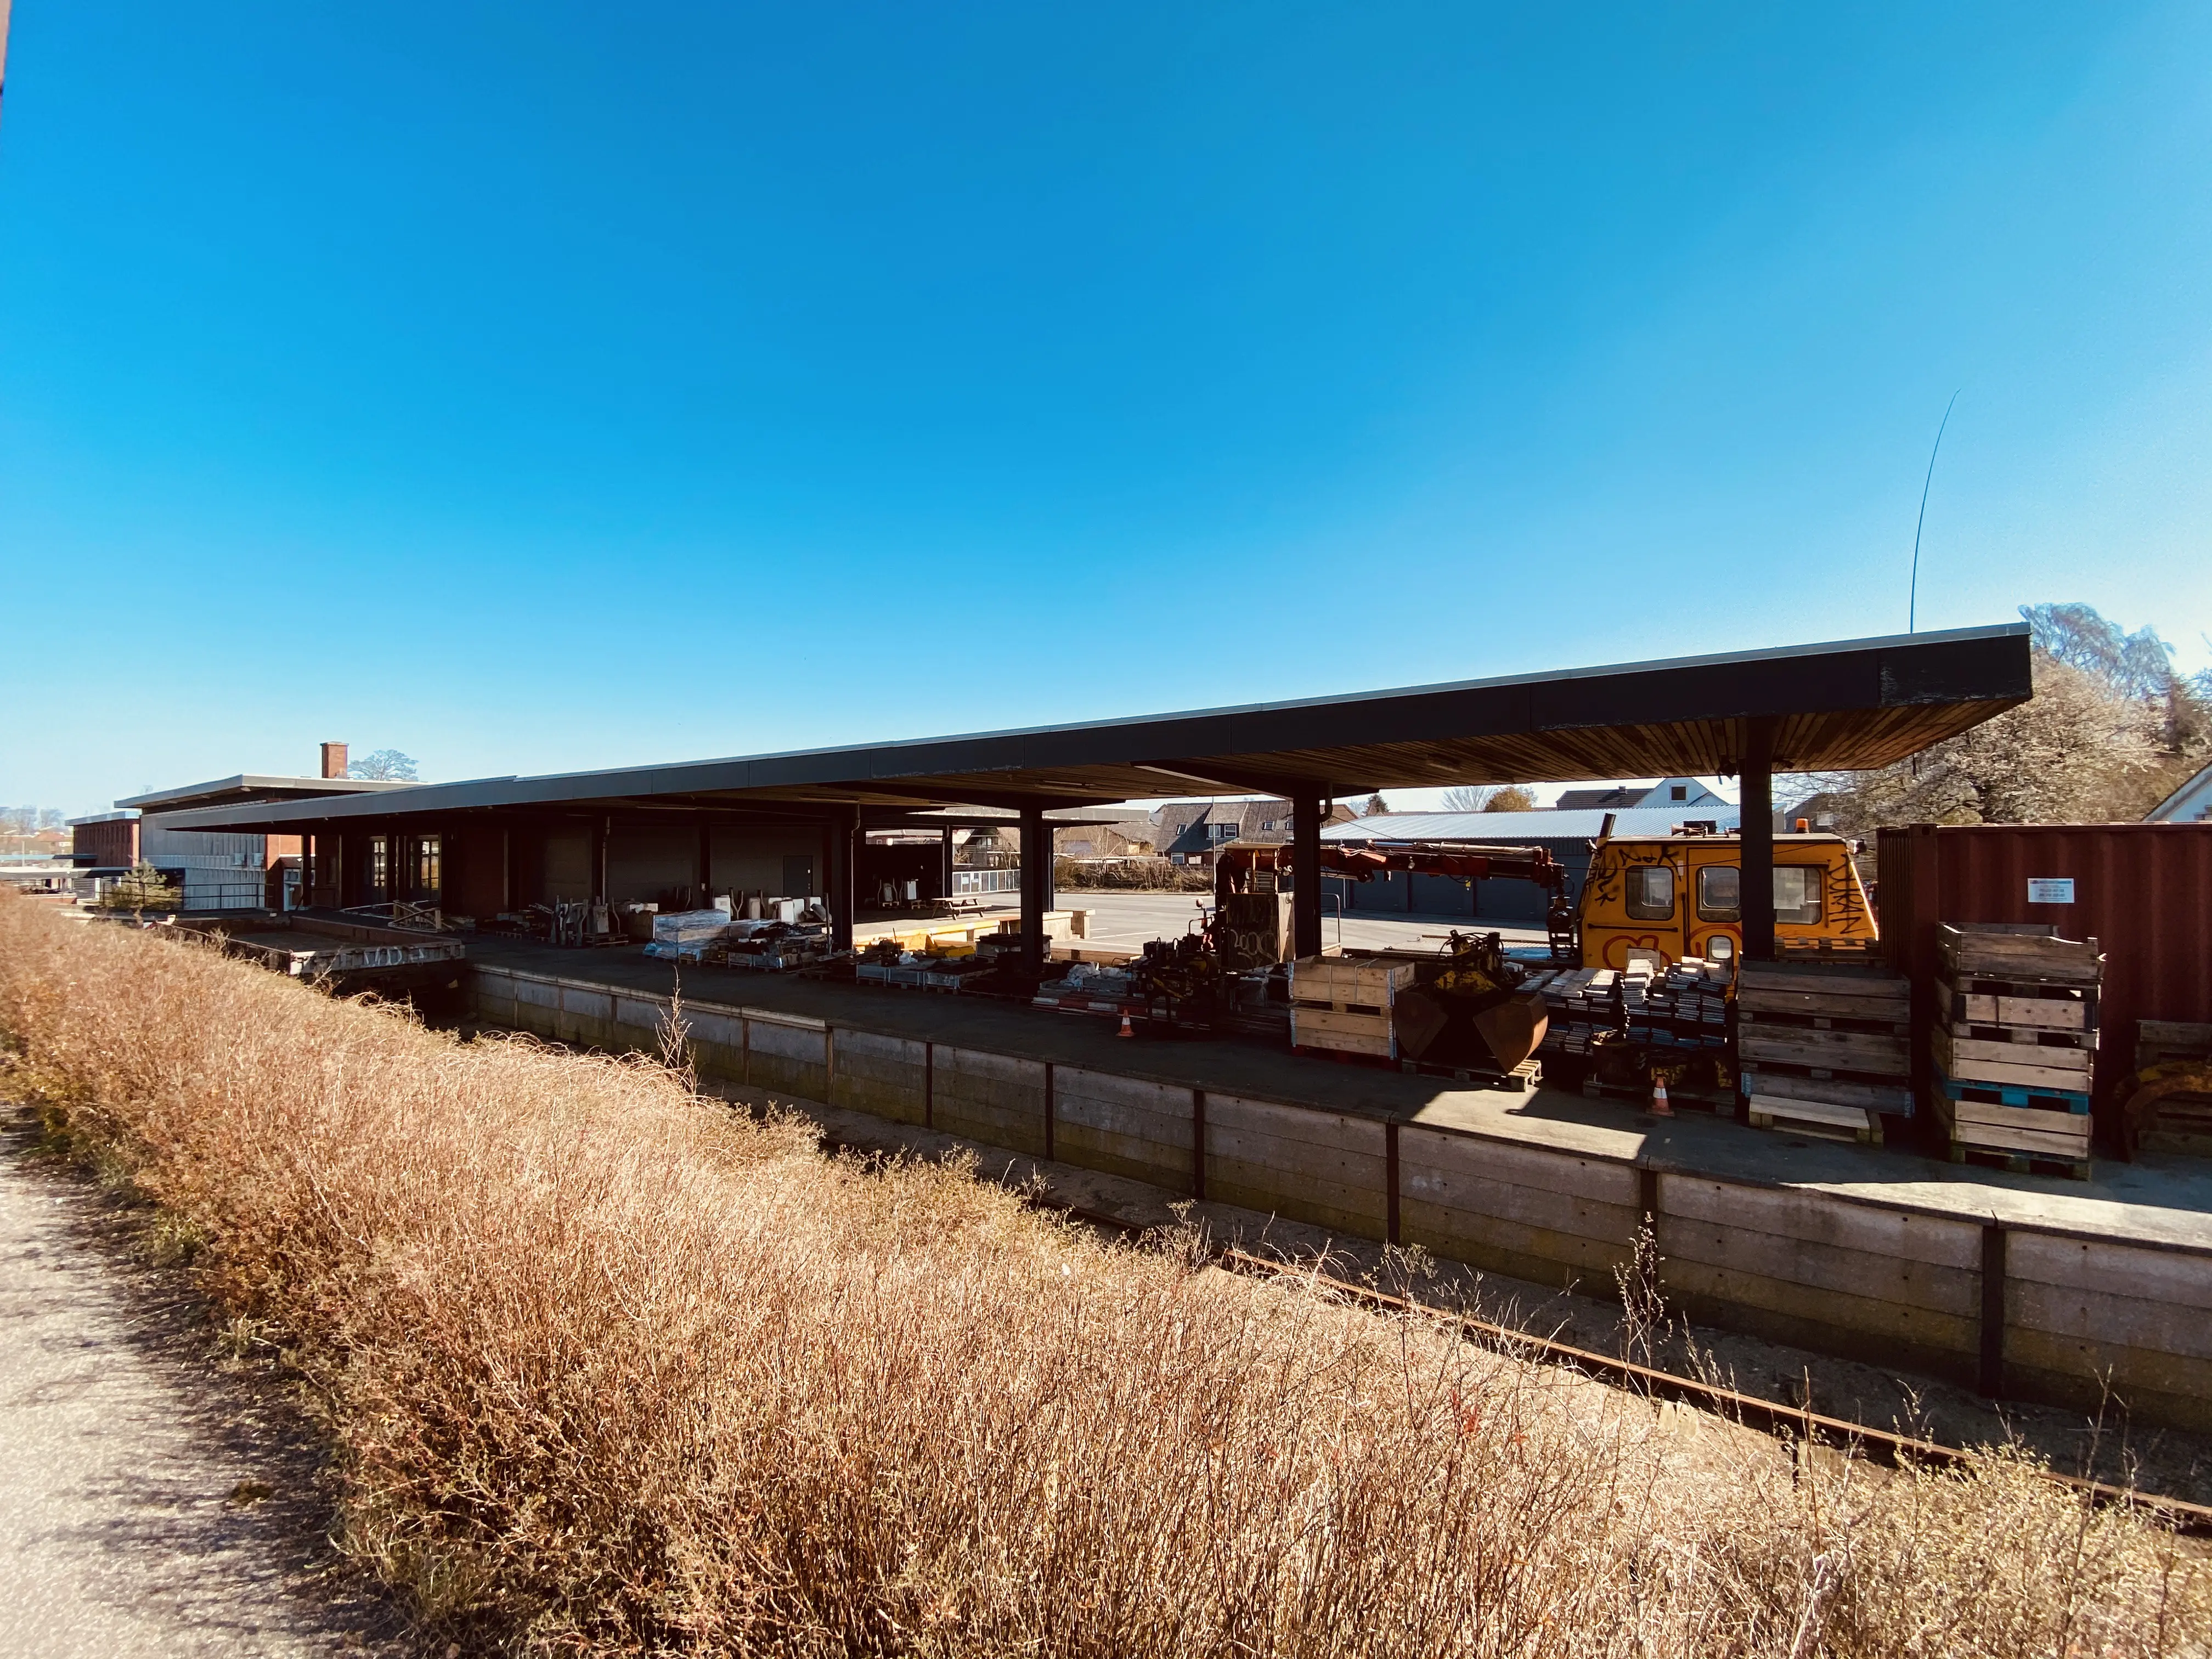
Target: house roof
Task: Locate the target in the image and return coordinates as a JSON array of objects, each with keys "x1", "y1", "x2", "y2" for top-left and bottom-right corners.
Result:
[
  {"x1": 2146, "y1": 761, "x2": 2212, "y2": 824},
  {"x1": 138, "y1": 624, "x2": 2030, "y2": 834}
]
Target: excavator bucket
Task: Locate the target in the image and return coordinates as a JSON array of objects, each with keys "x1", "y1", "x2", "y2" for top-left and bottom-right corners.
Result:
[
  {"x1": 1391, "y1": 988, "x2": 1452, "y2": 1060},
  {"x1": 1470, "y1": 990, "x2": 1549, "y2": 1073}
]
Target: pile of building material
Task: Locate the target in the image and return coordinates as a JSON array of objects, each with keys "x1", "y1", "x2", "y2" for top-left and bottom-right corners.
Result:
[
  {"x1": 1522, "y1": 967, "x2": 1618, "y2": 1057},
  {"x1": 1289, "y1": 956, "x2": 1417, "y2": 1060},
  {"x1": 1622, "y1": 957, "x2": 1732, "y2": 1054},
  {"x1": 1931, "y1": 923, "x2": 2101, "y2": 1178},
  {"x1": 644, "y1": 909, "x2": 734, "y2": 962},
  {"x1": 1736, "y1": 956, "x2": 1911, "y2": 1144}
]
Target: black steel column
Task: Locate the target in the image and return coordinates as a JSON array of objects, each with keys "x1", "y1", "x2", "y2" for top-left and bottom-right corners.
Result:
[
  {"x1": 1019, "y1": 803, "x2": 1047, "y2": 977},
  {"x1": 1740, "y1": 716, "x2": 1777, "y2": 962},
  {"x1": 939, "y1": 825, "x2": 954, "y2": 902},
  {"x1": 697, "y1": 822, "x2": 714, "y2": 907},
  {"x1": 591, "y1": 816, "x2": 610, "y2": 902},
  {"x1": 1291, "y1": 793, "x2": 1323, "y2": 960},
  {"x1": 828, "y1": 805, "x2": 856, "y2": 952}
]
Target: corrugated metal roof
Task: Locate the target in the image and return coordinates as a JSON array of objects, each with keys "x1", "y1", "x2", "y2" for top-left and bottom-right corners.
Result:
[{"x1": 1326, "y1": 806, "x2": 1742, "y2": 842}]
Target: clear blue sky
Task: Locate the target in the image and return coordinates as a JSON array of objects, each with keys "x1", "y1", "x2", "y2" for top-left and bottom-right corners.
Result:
[{"x1": 2, "y1": 3, "x2": 2207, "y2": 815}]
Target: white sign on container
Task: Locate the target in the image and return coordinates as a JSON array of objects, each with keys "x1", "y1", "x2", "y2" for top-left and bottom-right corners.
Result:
[{"x1": 2026, "y1": 878, "x2": 2075, "y2": 905}]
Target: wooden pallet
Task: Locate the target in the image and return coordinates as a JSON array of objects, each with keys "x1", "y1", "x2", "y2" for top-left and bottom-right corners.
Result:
[
  {"x1": 1738, "y1": 1059, "x2": 1911, "y2": 1113},
  {"x1": 1947, "y1": 1142, "x2": 2091, "y2": 1181},
  {"x1": 1401, "y1": 1056, "x2": 1542, "y2": 1093},
  {"x1": 1746, "y1": 1094, "x2": 1883, "y2": 1144},
  {"x1": 1930, "y1": 1081, "x2": 2091, "y2": 1173},
  {"x1": 1934, "y1": 1072, "x2": 2090, "y2": 1111}
]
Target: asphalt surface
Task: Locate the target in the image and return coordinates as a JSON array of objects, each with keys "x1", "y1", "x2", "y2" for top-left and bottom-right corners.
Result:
[{"x1": 0, "y1": 1121, "x2": 408, "y2": 1658}]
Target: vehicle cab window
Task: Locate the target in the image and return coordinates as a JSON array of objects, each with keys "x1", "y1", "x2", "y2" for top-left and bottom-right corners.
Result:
[
  {"x1": 1696, "y1": 864, "x2": 1739, "y2": 921},
  {"x1": 1624, "y1": 865, "x2": 1674, "y2": 920},
  {"x1": 1776, "y1": 865, "x2": 1824, "y2": 926}
]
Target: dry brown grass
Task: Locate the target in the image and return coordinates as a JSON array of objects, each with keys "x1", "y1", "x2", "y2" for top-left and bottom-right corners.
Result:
[{"x1": 1, "y1": 892, "x2": 2206, "y2": 1657}]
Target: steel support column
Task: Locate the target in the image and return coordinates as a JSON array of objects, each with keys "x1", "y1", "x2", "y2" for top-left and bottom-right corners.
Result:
[
  {"x1": 697, "y1": 821, "x2": 714, "y2": 908},
  {"x1": 1019, "y1": 804, "x2": 1049, "y2": 978},
  {"x1": 591, "y1": 817, "x2": 610, "y2": 903},
  {"x1": 1291, "y1": 793, "x2": 1324, "y2": 960},
  {"x1": 1740, "y1": 716, "x2": 1778, "y2": 962},
  {"x1": 939, "y1": 825, "x2": 955, "y2": 903},
  {"x1": 827, "y1": 805, "x2": 857, "y2": 952}
]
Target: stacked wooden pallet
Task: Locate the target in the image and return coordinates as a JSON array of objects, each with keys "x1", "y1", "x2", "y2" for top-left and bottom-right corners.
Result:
[
  {"x1": 1289, "y1": 956, "x2": 1417, "y2": 1060},
  {"x1": 1736, "y1": 957, "x2": 1912, "y2": 1144},
  {"x1": 1931, "y1": 923, "x2": 2101, "y2": 1178}
]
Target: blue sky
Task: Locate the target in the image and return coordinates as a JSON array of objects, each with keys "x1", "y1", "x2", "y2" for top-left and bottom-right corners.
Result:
[{"x1": 2, "y1": 3, "x2": 2207, "y2": 815}]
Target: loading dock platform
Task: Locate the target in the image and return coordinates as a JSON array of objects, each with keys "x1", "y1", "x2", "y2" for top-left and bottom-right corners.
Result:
[{"x1": 461, "y1": 933, "x2": 2212, "y2": 1436}]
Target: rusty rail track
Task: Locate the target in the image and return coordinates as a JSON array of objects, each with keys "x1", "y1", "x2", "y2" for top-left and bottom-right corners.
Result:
[{"x1": 1046, "y1": 1199, "x2": 2212, "y2": 1537}]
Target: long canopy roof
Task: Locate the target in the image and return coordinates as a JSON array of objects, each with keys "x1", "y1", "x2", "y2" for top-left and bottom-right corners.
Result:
[{"x1": 147, "y1": 623, "x2": 2030, "y2": 832}]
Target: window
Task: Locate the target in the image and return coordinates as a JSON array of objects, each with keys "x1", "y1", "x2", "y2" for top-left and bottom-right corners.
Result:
[
  {"x1": 1775, "y1": 865, "x2": 1823, "y2": 926},
  {"x1": 366, "y1": 836, "x2": 388, "y2": 900},
  {"x1": 415, "y1": 834, "x2": 442, "y2": 898},
  {"x1": 1669, "y1": 784, "x2": 1688, "y2": 802},
  {"x1": 1696, "y1": 864, "x2": 1739, "y2": 921},
  {"x1": 1692, "y1": 864, "x2": 1823, "y2": 925},
  {"x1": 1624, "y1": 865, "x2": 1674, "y2": 920}
]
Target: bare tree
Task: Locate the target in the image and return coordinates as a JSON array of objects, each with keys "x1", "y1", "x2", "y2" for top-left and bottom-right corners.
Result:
[{"x1": 348, "y1": 749, "x2": 421, "y2": 782}]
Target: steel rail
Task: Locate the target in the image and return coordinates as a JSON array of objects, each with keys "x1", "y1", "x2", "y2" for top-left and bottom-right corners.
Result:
[{"x1": 1042, "y1": 1199, "x2": 2212, "y2": 1536}]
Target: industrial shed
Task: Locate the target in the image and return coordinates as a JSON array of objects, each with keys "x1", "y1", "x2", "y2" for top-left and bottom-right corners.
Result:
[{"x1": 133, "y1": 623, "x2": 2032, "y2": 972}]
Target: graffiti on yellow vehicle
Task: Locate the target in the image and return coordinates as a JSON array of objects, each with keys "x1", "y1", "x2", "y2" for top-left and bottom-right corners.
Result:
[{"x1": 1573, "y1": 830, "x2": 1875, "y2": 969}]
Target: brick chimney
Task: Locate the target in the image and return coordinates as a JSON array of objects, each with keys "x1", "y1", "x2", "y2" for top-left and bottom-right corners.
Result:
[{"x1": 320, "y1": 742, "x2": 348, "y2": 780}]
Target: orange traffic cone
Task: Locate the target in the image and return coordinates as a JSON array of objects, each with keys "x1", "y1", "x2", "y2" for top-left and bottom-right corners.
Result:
[
  {"x1": 1118, "y1": 1013, "x2": 1135, "y2": 1038},
  {"x1": 1650, "y1": 1077, "x2": 1673, "y2": 1117}
]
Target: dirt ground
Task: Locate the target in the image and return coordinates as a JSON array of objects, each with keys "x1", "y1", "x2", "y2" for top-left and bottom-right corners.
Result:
[{"x1": 0, "y1": 1112, "x2": 414, "y2": 1659}]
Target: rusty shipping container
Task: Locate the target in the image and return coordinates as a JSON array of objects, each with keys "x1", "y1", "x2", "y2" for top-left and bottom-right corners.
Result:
[{"x1": 1877, "y1": 822, "x2": 2212, "y2": 1144}]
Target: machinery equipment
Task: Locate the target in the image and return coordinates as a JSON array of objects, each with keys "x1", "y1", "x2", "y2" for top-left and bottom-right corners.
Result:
[{"x1": 1390, "y1": 929, "x2": 1550, "y2": 1072}]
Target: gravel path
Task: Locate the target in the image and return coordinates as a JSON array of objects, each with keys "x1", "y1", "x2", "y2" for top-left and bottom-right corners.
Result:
[{"x1": 0, "y1": 1121, "x2": 409, "y2": 1658}]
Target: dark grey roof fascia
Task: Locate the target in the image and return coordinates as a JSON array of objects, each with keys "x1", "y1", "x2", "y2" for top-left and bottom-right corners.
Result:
[
  {"x1": 138, "y1": 623, "x2": 2030, "y2": 834},
  {"x1": 117, "y1": 775, "x2": 421, "y2": 811}
]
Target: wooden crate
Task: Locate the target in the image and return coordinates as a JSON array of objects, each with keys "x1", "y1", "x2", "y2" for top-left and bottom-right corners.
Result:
[
  {"x1": 1289, "y1": 956, "x2": 1416, "y2": 1060},
  {"x1": 1736, "y1": 959, "x2": 1910, "y2": 1021},
  {"x1": 1931, "y1": 1024, "x2": 2092, "y2": 1092},
  {"x1": 1937, "y1": 922, "x2": 2102, "y2": 986},
  {"x1": 1930, "y1": 1080, "x2": 2091, "y2": 1176}
]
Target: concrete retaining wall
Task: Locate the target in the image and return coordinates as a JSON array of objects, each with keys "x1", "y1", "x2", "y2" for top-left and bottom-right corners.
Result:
[{"x1": 470, "y1": 962, "x2": 2212, "y2": 1431}]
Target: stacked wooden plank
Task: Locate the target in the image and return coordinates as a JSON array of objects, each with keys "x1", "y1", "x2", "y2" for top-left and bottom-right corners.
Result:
[
  {"x1": 1931, "y1": 923, "x2": 2101, "y2": 1178},
  {"x1": 1289, "y1": 956, "x2": 1417, "y2": 1060},
  {"x1": 1736, "y1": 957, "x2": 1912, "y2": 1144},
  {"x1": 1522, "y1": 967, "x2": 1618, "y2": 1056},
  {"x1": 1622, "y1": 957, "x2": 1733, "y2": 1054}
]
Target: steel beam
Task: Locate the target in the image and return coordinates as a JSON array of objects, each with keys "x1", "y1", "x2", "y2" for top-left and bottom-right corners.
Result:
[
  {"x1": 1019, "y1": 804, "x2": 1048, "y2": 978},
  {"x1": 1740, "y1": 716, "x2": 1777, "y2": 962},
  {"x1": 826, "y1": 806, "x2": 857, "y2": 952},
  {"x1": 1291, "y1": 794, "x2": 1324, "y2": 960}
]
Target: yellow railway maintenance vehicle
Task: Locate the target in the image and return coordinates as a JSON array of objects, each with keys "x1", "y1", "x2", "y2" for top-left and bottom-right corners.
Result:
[{"x1": 1572, "y1": 824, "x2": 1876, "y2": 970}]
